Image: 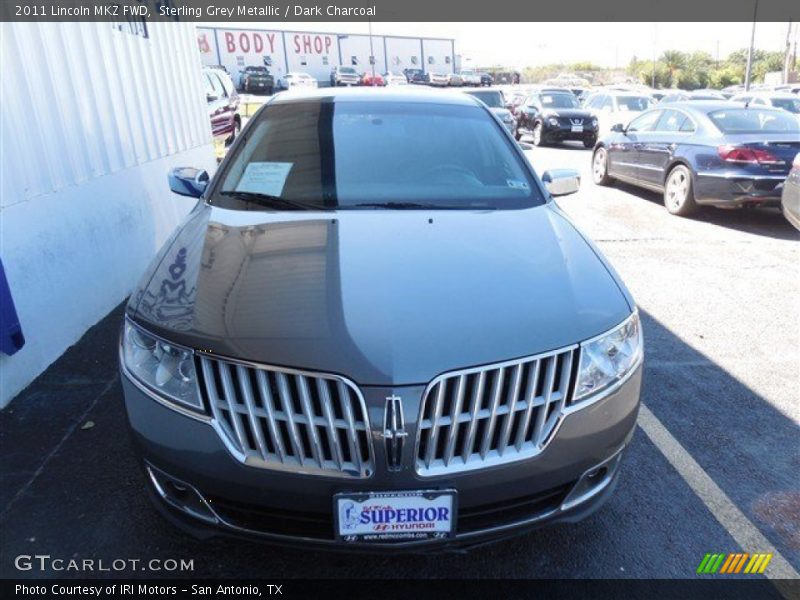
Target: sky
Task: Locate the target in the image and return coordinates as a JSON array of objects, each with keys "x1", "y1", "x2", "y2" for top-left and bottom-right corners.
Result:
[{"x1": 210, "y1": 22, "x2": 795, "y2": 69}]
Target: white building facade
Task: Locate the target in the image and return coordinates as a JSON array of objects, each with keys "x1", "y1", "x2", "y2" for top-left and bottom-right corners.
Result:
[
  {"x1": 197, "y1": 26, "x2": 456, "y2": 84},
  {"x1": 0, "y1": 22, "x2": 217, "y2": 407}
]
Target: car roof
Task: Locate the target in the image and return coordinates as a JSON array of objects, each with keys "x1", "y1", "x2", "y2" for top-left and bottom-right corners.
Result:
[
  {"x1": 270, "y1": 86, "x2": 483, "y2": 107},
  {"x1": 658, "y1": 100, "x2": 789, "y2": 114},
  {"x1": 737, "y1": 91, "x2": 798, "y2": 99}
]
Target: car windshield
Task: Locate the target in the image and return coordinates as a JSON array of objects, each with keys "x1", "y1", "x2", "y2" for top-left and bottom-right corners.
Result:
[
  {"x1": 616, "y1": 96, "x2": 652, "y2": 111},
  {"x1": 771, "y1": 97, "x2": 800, "y2": 114},
  {"x1": 540, "y1": 94, "x2": 580, "y2": 108},
  {"x1": 467, "y1": 91, "x2": 504, "y2": 108},
  {"x1": 339, "y1": 67, "x2": 356, "y2": 74},
  {"x1": 247, "y1": 67, "x2": 267, "y2": 73},
  {"x1": 708, "y1": 108, "x2": 799, "y2": 133},
  {"x1": 215, "y1": 100, "x2": 542, "y2": 210}
]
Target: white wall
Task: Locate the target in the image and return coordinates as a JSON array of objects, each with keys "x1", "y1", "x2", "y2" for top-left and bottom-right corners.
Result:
[
  {"x1": 385, "y1": 37, "x2": 424, "y2": 74},
  {"x1": 338, "y1": 34, "x2": 386, "y2": 76},
  {"x1": 285, "y1": 31, "x2": 338, "y2": 82},
  {"x1": 422, "y1": 39, "x2": 455, "y2": 74},
  {"x1": 0, "y1": 22, "x2": 216, "y2": 408}
]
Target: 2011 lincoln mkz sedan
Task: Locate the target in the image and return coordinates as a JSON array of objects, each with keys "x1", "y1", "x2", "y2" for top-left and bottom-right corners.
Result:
[{"x1": 119, "y1": 88, "x2": 643, "y2": 551}]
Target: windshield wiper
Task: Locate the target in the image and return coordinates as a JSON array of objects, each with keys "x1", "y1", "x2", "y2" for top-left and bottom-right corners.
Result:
[
  {"x1": 219, "y1": 191, "x2": 328, "y2": 212},
  {"x1": 350, "y1": 202, "x2": 492, "y2": 210}
]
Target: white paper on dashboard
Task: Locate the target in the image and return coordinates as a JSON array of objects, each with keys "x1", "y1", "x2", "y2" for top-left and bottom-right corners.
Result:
[{"x1": 236, "y1": 162, "x2": 293, "y2": 196}]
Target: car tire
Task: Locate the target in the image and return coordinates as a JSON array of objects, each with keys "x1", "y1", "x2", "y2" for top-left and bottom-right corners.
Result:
[
  {"x1": 664, "y1": 165, "x2": 699, "y2": 216},
  {"x1": 532, "y1": 123, "x2": 545, "y2": 147},
  {"x1": 592, "y1": 147, "x2": 613, "y2": 186},
  {"x1": 583, "y1": 137, "x2": 597, "y2": 149}
]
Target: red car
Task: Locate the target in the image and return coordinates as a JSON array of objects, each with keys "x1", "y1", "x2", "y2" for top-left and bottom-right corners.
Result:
[
  {"x1": 361, "y1": 72, "x2": 385, "y2": 87},
  {"x1": 203, "y1": 67, "x2": 240, "y2": 146}
]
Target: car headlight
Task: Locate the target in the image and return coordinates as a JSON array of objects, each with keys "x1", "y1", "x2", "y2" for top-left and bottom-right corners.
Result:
[
  {"x1": 573, "y1": 312, "x2": 642, "y2": 403},
  {"x1": 591, "y1": 118, "x2": 598, "y2": 128},
  {"x1": 548, "y1": 117, "x2": 559, "y2": 127},
  {"x1": 121, "y1": 320, "x2": 203, "y2": 412}
]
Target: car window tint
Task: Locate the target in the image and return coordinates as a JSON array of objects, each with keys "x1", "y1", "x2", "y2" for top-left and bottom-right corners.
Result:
[
  {"x1": 616, "y1": 96, "x2": 652, "y2": 112},
  {"x1": 217, "y1": 101, "x2": 544, "y2": 210},
  {"x1": 627, "y1": 110, "x2": 662, "y2": 132},
  {"x1": 600, "y1": 96, "x2": 614, "y2": 110},
  {"x1": 212, "y1": 73, "x2": 229, "y2": 98},
  {"x1": 708, "y1": 109, "x2": 799, "y2": 133},
  {"x1": 540, "y1": 94, "x2": 580, "y2": 108},
  {"x1": 679, "y1": 116, "x2": 696, "y2": 132},
  {"x1": 772, "y1": 97, "x2": 800, "y2": 113},
  {"x1": 655, "y1": 110, "x2": 687, "y2": 132},
  {"x1": 205, "y1": 73, "x2": 223, "y2": 97},
  {"x1": 468, "y1": 91, "x2": 504, "y2": 108}
]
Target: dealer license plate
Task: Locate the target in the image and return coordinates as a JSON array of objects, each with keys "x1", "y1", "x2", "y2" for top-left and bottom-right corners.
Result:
[
  {"x1": 571, "y1": 124, "x2": 584, "y2": 133},
  {"x1": 334, "y1": 490, "x2": 456, "y2": 542}
]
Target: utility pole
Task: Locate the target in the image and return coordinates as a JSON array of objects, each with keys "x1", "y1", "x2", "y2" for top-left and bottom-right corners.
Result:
[
  {"x1": 368, "y1": 18, "x2": 375, "y2": 80},
  {"x1": 651, "y1": 24, "x2": 657, "y2": 87},
  {"x1": 744, "y1": 0, "x2": 759, "y2": 91},
  {"x1": 784, "y1": 21, "x2": 793, "y2": 85}
]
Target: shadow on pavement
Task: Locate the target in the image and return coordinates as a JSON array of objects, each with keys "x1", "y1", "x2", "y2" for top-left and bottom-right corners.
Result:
[{"x1": 612, "y1": 181, "x2": 799, "y2": 241}]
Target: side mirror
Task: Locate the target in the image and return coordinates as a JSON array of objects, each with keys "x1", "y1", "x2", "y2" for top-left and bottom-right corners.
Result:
[
  {"x1": 206, "y1": 92, "x2": 219, "y2": 102},
  {"x1": 168, "y1": 167, "x2": 209, "y2": 198},
  {"x1": 610, "y1": 123, "x2": 625, "y2": 133},
  {"x1": 542, "y1": 169, "x2": 580, "y2": 197}
]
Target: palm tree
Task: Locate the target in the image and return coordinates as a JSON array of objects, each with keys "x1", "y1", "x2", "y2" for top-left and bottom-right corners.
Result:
[{"x1": 661, "y1": 51, "x2": 687, "y2": 87}]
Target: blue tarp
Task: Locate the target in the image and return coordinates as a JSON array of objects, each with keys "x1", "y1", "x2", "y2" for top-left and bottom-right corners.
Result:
[{"x1": 0, "y1": 258, "x2": 24, "y2": 355}]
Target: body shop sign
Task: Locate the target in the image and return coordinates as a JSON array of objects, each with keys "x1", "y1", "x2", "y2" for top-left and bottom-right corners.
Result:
[{"x1": 221, "y1": 30, "x2": 334, "y2": 56}]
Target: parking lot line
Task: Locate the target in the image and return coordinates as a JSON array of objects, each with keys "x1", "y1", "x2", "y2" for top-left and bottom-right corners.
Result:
[{"x1": 637, "y1": 403, "x2": 799, "y2": 582}]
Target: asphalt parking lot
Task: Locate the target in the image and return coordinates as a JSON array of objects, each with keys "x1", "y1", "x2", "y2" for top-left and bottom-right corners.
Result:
[{"x1": 1, "y1": 140, "x2": 798, "y2": 581}]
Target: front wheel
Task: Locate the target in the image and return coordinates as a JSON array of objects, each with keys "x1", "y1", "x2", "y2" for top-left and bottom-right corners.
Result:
[
  {"x1": 664, "y1": 165, "x2": 699, "y2": 216},
  {"x1": 592, "y1": 147, "x2": 612, "y2": 186},
  {"x1": 532, "y1": 123, "x2": 545, "y2": 146}
]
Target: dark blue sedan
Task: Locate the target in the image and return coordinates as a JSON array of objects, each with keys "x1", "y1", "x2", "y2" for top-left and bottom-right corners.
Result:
[{"x1": 590, "y1": 102, "x2": 800, "y2": 216}]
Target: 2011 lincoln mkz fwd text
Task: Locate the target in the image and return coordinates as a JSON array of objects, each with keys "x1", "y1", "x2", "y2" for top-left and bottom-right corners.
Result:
[{"x1": 119, "y1": 88, "x2": 643, "y2": 550}]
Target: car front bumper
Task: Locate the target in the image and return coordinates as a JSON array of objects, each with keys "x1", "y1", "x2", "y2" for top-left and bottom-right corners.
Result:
[
  {"x1": 695, "y1": 171, "x2": 787, "y2": 207},
  {"x1": 121, "y1": 363, "x2": 642, "y2": 551},
  {"x1": 542, "y1": 124, "x2": 598, "y2": 142}
]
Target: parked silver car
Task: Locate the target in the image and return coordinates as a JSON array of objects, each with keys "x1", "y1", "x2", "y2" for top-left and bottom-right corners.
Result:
[{"x1": 120, "y1": 88, "x2": 643, "y2": 551}]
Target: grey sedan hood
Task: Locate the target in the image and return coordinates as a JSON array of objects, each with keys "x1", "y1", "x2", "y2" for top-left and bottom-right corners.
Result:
[{"x1": 131, "y1": 203, "x2": 632, "y2": 386}]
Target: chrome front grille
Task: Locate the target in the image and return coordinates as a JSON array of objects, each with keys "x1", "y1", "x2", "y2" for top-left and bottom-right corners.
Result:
[
  {"x1": 198, "y1": 356, "x2": 374, "y2": 478},
  {"x1": 416, "y1": 347, "x2": 576, "y2": 477}
]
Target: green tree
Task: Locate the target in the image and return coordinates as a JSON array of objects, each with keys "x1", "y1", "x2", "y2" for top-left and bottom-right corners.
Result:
[{"x1": 660, "y1": 50, "x2": 687, "y2": 87}]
